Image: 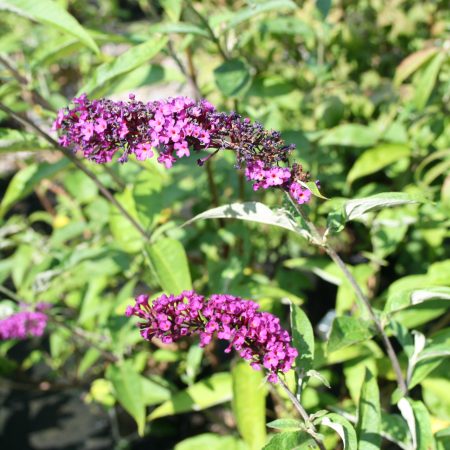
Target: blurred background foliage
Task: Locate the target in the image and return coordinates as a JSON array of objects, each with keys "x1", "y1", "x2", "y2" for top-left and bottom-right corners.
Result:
[{"x1": 0, "y1": 0, "x2": 449, "y2": 449}]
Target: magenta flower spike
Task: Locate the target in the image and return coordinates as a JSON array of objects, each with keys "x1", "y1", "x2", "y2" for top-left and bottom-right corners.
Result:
[
  {"x1": 55, "y1": 94, "x2": 314, "y2": 204},
  {"x1": 0, "y1": 303, "x2": 50, "y2": 340},
  {"x1": 126, "y1": 291, "x2": 298, "y2": 383}
]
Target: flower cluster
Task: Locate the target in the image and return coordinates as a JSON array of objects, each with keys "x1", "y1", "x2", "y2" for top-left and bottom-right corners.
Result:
[
  {"x1": 55, "y1": 94, "x2": 314, "y2": 204},
  {"x1": 54, "y1": 94, "x2": 217, "y2": 167},
  {"x1": 0, "y1": 303, "x2": 50, "y2": 340},
  {"x1": 126, "y1": 290, "x2": 297, "y2": 382}
]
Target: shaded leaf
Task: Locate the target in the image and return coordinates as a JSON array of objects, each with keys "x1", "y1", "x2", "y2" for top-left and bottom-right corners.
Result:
[
  {"x1": 328, "y1": 316, "x2": 373, "y2": 353},
  {"x1": 0, "y1": 159, "x2": 69, "y2": 218},
  {"x1": 214, "y1": 58, "x2": 252, "y2": 98},
  {"x1": 321, "y1": 413, "x2": 358, "y2": 450},
  {"x1": 347, "y1": 144, "x2": 411, "y2": 185},
  {"x1": 290, "y1": 304, "x2": 315, "y2": 373},
  {"x1": 263, "y1": 431, "x2": 316, "y2": 450},
  {"x1": 319, "y1": 124, "x2": 380, "y2": 147}
]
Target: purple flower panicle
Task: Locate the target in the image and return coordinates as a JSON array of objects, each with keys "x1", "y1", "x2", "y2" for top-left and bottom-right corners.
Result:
[
  {"x1": 126, "y1": 290, "x2": 298, "y2": 383},
  {"x1": 0, "y1": 303, "x2": 50, "y2": 340},
  {"x1": 55, "y1": 94, "x2": 314, "y2": 204}
]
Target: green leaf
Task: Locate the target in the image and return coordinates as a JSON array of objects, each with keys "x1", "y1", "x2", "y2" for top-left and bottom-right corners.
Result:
[
  {"x1": 78, "y1": 348, "x2": 101, "y2": 378},
  {"x1": 381, "y1": 413, "x2": 412, "y2": 450},
  {"x1": 80, "y1": 36, "x2": 168, "y2": 96},
  {"x1": 300, "y1": 181, "x2": 328, "y2": 200},
  {"x1": 0, "y1": 159, "x2": 69, "y2": 218},
  {"x1": 146, "y1": 238, "x2": 192, "y2": 294},
  {"x1": 232, "y1": 360, "x2": 267, "y2": 450},
  {"x1": 183, "y1": 202, "x2": 310, "y2": 239},
  {"x1": 394, "y1": 47, "x2": 440, "y2": 85},
  {"x1": 316, "y1": 0, "x2": 332, "y2": 18},
  {"x1": 319, "y1": 124, "x2": 380, "y2": 147},
  {"x1": 410, "y1": 400, "x2": 435, "y2": 450},
  {"x1": 141, "y1": 376, "x2": 172, "y2": 406},
  {"x1": 109, "y1": 188, "x2": 144, "y2": 254},
  {"x1": 357, "y1": 368, "x2": 381, "y2": 450},
  {"x1": 260, "y1": 17, "x2": 314, "y2": 38},
  {"x1": 290, "y1": 304, "x2": 315, "y2": 373},
  {"x1": 148, "y1": 22, "x2": 210, "y2": 37},
  {"x1": 263, "y1": 431, "x2": 316, "y2": 450},
  {"x1": 343, "y1": 192, "x2": 420, "y2": 222},
  {"x1": 347, "y1": 144, "x2": 411, "y2": 185},
  {"x1": 133, "y1": 163, "x2": 165, "y2": 229},
  {"x1": 175, "y1": 433, "x2": 247, "y2": 450},
  {"x1": 160, "y1": 0, "x2": 182, "y2": 22},
  {"x1": 267, "y1": 418, "x2": 303, "y2": 431},
  {"x1": 321, "y1": 413, "x2": 358, "y2": 450},
  {"x1": 0, "y1": 0, "x2": 99, "y2": 53},
  {"x1": 221, "y1": 0, "x2": 297, "y2": 31},
  {"x1": 385, "y1": 287, "x2": 450, "y2": 315},
  {"x1": 149, "y1": 372, "x2": 232, "y2": 420},
  {"x1": 412, "y1": 51, "x2": 445, "y2": 110},
  {"x1": 214, "y1": 58, "x2": 252, "y2": 98},
  {"x1": 106, "y1": 361, "x2": 146, "y2": 435},
  {"x1": 0, "y1": 128, "x2": 49, "y2": 152},
  {"x1": 328, "y1": 316, "x2": 374, "y2": 353}
]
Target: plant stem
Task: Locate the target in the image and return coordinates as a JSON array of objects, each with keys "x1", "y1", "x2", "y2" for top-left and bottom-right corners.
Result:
[
  {"x1": 286, "y1": 193, "x2": 408, "y2": 395},
  {"x1": 186, "y1": 1, "x2": 229, "y2": 61},
  {"x1": 277, "y1": 375, "x2": 326, "y2": 450},
  {"x1": 0, "y1": 103, "x2": 150, "y2": 241}
]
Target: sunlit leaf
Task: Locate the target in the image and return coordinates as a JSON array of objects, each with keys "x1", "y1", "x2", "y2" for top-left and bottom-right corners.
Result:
[
  {"x1": 0, "y1": 0, "x2": 99, "y2": 53},
  {"x1": 149, "y1": 372, "x2": 232, "y2": 420},
  {"x1": 357, "y1": 368, "x2": 381, "y2": 450},
  {"x1": 232, "y1": 360, "x2": 267, "y2": 450}
]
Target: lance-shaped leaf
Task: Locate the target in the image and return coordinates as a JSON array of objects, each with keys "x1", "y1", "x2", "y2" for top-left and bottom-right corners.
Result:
[
  {"x1": 146, "y1": 238, "x2": 192, "y2": 295},
  {"x1": 232, "y1": 360, "x2": 267, "y2": 450},
  {"x1": 343, "y1": 193, "x2": 420, "y2": 222},
  {"x1": 321, "y1": 413, "x2": 358, "y2": 450},
  {"x1": 290, "y1": 304, "x2": 315, "y2": 373},
  {"x1": 149, "y1": 372, "x2": 232, "y2": 420},
  {"x1": 385, "y1": 287, "x2": 450, "y2": 315},
  {"x1": 183, "y1": 202, "x2": 310, "y2": 239},
  {"x1": 0, "y1": 0, "x2": 99, "y2": 53},
  {"x1": 357, "y1": 368, "x2": 381, "y2": 450},
  {"x1": 327, "y1": 316, "x2": 374, "y2": 353},
  {"x1": 106, "y1": 362, "x2": 146, "y2": 436},
  {"x1": 79, "y1": 37, "x2": 168, "y2": 96}
]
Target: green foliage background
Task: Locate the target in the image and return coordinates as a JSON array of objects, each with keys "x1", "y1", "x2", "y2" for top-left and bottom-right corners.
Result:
[{"x1": 0, "y1": 0, "x2": 449, "y2": 449}]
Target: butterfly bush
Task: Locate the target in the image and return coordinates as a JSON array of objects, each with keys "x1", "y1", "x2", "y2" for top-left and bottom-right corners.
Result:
[
  {"x1": 54, "y1": 94, "x2": 313, "y2": 204},
  {"x1": 126, "y1": 290, "x2": 298, "y2": 383},
  {"x1": 0, "y1": 303, "x2": 50, "y2": 340}
]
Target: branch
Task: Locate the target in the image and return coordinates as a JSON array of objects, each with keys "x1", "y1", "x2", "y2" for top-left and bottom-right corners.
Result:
[{"x1": 286, "y1": 193, "x2": 408, "y2": 395}]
